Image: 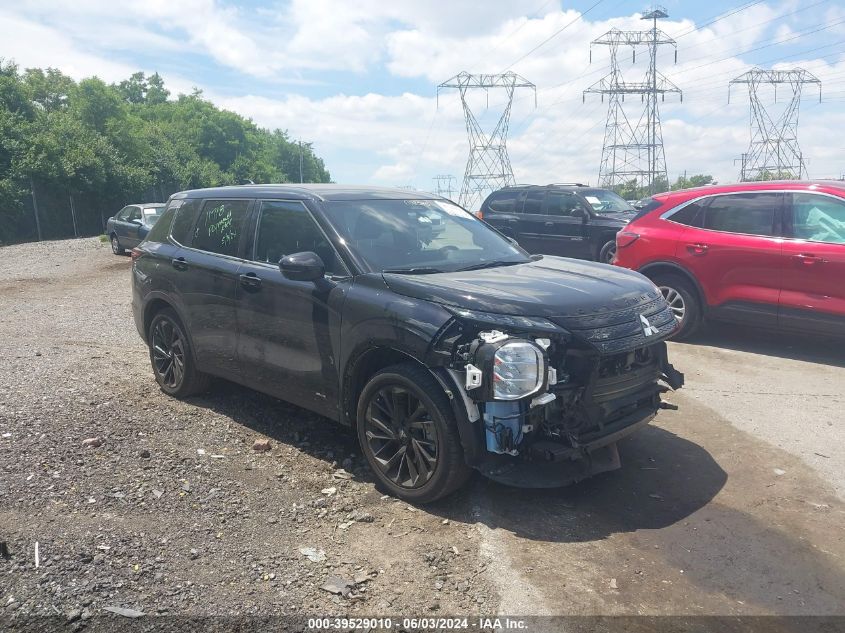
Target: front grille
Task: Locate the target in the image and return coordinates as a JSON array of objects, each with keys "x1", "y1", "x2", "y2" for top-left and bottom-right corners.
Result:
[{"x1": 552, "y1": 294, "x2": 677, "y2": 353}]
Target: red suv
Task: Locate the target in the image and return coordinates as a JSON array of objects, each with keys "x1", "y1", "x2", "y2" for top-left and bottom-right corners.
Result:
[{"x1": 614, "y1": 181, "x2": 845, "y2": 339}]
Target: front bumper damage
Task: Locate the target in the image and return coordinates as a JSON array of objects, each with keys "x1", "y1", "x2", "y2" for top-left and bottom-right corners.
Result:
[{"x1": 433, "y1": 298, "x2": 684, "y2": 488}]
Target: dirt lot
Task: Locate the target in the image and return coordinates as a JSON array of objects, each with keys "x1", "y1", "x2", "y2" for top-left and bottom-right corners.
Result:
[{"x1": 1, "y1": 238, "x2": 843, "y2": 625}]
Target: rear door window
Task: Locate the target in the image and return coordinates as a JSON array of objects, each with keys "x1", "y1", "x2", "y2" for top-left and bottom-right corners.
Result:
[
  {"x1": 522, "y1": 190, "x2": 545, "y2": 215},
  {"x1": 789, "y1": 193, "x2": 845, "y2": 244},
  {"x1": 701, "y1": 193, "x2": 780, "y2": 236},
  {"x1": 192, "y1": 199, "x2": 251, "y2": 257}
]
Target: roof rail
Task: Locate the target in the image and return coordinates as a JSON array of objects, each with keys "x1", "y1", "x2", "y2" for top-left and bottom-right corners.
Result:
[{"x1": 547, "y1": 182, "x2": 587, "y2": 187}]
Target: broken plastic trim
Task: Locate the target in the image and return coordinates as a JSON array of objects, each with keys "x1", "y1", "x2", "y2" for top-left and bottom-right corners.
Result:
[{"x1": 445, "y1": 307, "x2": 564, "y2": 334}]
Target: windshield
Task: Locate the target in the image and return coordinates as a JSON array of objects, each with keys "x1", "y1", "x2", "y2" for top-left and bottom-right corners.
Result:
[
  {"x1": 323, "y1": 199, "x2": 529, "y2": 273},
  {"x1": 143, "y1": 207, "x2": 164, "y2": 224},
  {"x1": 581, "y1": 189, "x2": 634, "y2": 213}
]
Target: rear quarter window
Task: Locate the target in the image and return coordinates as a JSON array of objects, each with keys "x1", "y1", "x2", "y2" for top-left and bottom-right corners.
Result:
[
  {"x1": 169, "y1": 199, "x2": 202, "y2": 246},
  {"x1": 666, "y1": 200, "x2": 705, "y2": 227},
  {"x1": 143, "y1": 206, "x2": 176, "y2": 243},
  {"x1": 485, "y1": 191, "x2": 521, "y2": 214}
]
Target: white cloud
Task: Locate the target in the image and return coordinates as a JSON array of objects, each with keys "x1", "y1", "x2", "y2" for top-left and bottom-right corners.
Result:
[{"x1": 3, "y1": 0, "x2": 845, "y2": 196}]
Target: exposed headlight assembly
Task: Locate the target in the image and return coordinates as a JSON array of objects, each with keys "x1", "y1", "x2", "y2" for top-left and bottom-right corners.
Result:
[{"x1": 465, "y1": 331, "x2": 547, "y2": 401}]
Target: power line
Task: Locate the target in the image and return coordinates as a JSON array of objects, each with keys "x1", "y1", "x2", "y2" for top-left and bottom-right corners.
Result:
[
  {"x1": 503, "y1": 0, "x2": 606, "y2": 70},
  {"x1": 674, "y1": 0, "x2": 766, "y2": 39}
]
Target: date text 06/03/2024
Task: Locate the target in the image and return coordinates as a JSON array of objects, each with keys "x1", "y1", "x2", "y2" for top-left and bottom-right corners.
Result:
[{"x1": 306, "y1": 617, "x2": 528, "y2": 630}]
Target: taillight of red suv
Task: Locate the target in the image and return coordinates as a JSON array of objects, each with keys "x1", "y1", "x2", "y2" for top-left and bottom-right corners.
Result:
[{"x1": 613, "y1": 197, "x2": 675, "y2": 271}]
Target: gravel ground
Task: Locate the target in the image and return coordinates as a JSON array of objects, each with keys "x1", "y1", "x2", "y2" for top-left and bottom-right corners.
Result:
[
  {"x1": 0, "y1": 238, "x2": 495, "y2": 622},
  {"x1": 1, "y1": 238, "x2": 844, "y2": 630}
]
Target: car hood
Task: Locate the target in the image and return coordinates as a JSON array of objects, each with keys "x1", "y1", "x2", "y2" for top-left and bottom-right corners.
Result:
[{"x1": 382, "y1": 256, "x2": 659, "y2": 319}]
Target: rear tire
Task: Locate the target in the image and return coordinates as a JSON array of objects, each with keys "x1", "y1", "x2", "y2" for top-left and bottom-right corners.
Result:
[
  {"x1": 649, "y1": 273, "x2": 701, "y2": 340},
  {"x1": 356, "y1": 364, "x2": 472, "y2": 503},
  {"x1": 598, "y1": 239, "x2": 616, "y2": 264},
  {"x1": 110, "y1": 233, "x2": 125, "y2": 256},
  {"x1": 148, "y1": 308, "x2": 211, "y2": 397}
]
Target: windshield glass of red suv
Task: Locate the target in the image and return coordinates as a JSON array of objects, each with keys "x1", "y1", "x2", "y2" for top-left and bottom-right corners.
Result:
[
  {"x1": 581, "y1": 189, "x2": 634, "y2": 213},
  {"x1": 323, "y1": 199, "x2": 529, "y2": 273}
]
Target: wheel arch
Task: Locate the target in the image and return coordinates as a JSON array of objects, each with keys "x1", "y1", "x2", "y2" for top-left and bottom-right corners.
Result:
[
  {"x1": 142, "y1": 294, "x2": 196, "y2": 353},
  {"x1": 341, "y1": 345, "x2": 484, "y2": 467},
  {"x1": 639, "y1": 261, "x2": 708, "y2": 313},
  {"x1": 341, "y1": 346, "x2": 424, "y2": 429}
]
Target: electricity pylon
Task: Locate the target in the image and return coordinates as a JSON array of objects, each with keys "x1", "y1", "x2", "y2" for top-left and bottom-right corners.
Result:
[
  {"x1": 729, "y1": 68, "x2": 821, "y2": 181},
  {"x1": 584, "y1": 7, "x2": 681, "y2": 194},
  {"x1": 433, "y1": 174, "x2": 457, "y2": 199},
  {"x1": 438, "y1": 72, "x2": 536, "y2": 210}
]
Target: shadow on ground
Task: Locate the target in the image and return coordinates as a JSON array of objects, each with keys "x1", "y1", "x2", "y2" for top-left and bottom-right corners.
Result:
[
  {"x1": 683, "y1": 321, "x2": 845, "y2": 367},
  {"x1": 188, "y1": 380, "x2": 727, "y2": 544},
  {"x1": 430, "y1": 423, "x2": 728, "y2": 542}
]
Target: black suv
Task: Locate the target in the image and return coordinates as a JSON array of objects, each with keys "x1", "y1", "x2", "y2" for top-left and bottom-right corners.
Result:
[
  {"x1": 132, "y1": 185, "x2": 682, "y2": 502},
  {"x1": 480, "y1": 184, "x2": 637, "y2": 263}
]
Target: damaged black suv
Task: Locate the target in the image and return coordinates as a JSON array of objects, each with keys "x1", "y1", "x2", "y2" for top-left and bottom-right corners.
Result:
[{"x1": 132, "y1": 185, "x2": 683, "y2": 502}]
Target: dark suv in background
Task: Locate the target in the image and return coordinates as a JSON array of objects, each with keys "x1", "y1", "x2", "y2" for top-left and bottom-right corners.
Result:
[
  {"x1": 480, "y1": 184, "x2": 637, "y2": 263},
  {"x1": 131, "y1": 185, "x2": 682, "y2": 502}
]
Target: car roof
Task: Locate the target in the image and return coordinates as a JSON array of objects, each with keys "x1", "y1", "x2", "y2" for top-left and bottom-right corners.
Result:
[
  {"x1": 494, "y1": 183, "x2": 592, "y2": 192},
  {"x1": 654, "y1": 179, "x2": 845, "y2": 202},
  {"x1": 172, "y1": 184, "x2": 444, "y2": 202}
]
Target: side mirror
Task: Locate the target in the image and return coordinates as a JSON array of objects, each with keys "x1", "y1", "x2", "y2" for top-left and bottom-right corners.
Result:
[
  {"x1": 279, "y1": 251, "x2": 325, "y2": 282},
  {"x1": 130, "y1": 218, "x2": 143, "y2": 226}
]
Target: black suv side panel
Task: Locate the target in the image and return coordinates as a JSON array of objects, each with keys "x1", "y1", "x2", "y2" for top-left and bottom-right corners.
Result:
[{"x1": 482, "y1": 186, "x2": 632, "y2": 261}]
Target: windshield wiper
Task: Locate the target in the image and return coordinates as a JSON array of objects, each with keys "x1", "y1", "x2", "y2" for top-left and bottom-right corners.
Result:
[
  {"x1": 383, "y1": 267, "x2": 444, "y2": 274},
  {"x1": 455, "y1": 260, "x2": 525, "y2": 272}
]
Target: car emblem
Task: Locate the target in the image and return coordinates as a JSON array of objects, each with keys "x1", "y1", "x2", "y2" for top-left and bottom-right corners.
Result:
[{"x1": 640, "y1": 314, "x2": 659, "y2": 337}]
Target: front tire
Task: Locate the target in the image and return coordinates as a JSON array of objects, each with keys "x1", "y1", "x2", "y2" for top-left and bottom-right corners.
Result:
[
  {"x1": 649, "y1": 273, "x2": 701, "y2": 340},
  {"x1": 148, "y1": 309, "x2": 210, "y2": 397},
  {"x1": 110, "y1": 233, "x2": 125, "y2": 255},
  {"x1": 356, "y1": 364, "x2": 471, "y2": 503}
]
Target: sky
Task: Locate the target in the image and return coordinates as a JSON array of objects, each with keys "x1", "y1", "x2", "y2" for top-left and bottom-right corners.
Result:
[{"x1": 4, "y1": 0, "x2": 845, "y2": 204}]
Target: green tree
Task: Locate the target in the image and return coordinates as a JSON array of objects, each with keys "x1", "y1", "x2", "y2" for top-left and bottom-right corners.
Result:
[
  {"x1": 0, "y1": 65, "x2": 332, "y2": 244},
  {"x1": 671, "y1": 173, "x2": 715, "y2": 190}
]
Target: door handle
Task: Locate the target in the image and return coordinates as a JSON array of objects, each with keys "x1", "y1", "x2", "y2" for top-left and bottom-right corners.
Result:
[
  {"x1": 793, "y1": 253, "x2": 826, "y2": 265},
  {"x1": 685, "y1": 243, "x2": 709, "y2": 256},
  {"x1": 239, "y1": 273, "x2": 262, "y2": 289},
  {"x1": 171, "y1": 257, "x2": 188, "y2": 271},
  {"x1": 544, "y1": 221, "x2": 555, "y2": 227}
]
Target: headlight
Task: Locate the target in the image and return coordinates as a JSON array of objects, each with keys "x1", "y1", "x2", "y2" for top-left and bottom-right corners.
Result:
[
  {"x1": 466, "y1": 336, "x2": 547, "y2": 401},
  {"x1": 493, "y1": 341, "x2": 544, "y2": 400}
]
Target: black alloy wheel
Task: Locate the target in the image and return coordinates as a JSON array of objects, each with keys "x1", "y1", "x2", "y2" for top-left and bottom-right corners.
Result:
[
  {"x1": 363, "y1": 386, "x2": 439, "y2": 489},
  {"x1": 147, "y1": 309, "x2": 210, "y2": 397},
  {"x1": 151, "y1": 317, "x2": 186, "y2": 390},
  {"x1": 356, "y1": 364, "x2": 471, "y2": 503}
]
